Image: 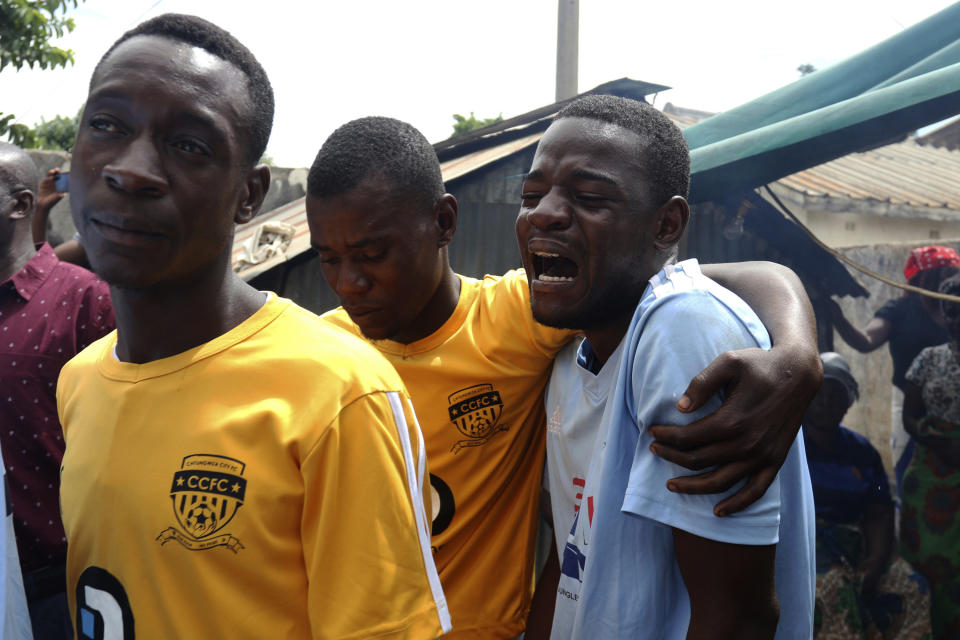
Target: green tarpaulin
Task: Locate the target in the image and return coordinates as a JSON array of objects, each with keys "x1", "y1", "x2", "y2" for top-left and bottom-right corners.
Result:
[{"x1": 685, "y1": 2, "x2": 960, "y2": 203}]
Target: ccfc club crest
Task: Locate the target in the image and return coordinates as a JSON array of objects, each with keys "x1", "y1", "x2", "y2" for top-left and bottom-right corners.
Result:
[
  {"x1": 448, "y1": 384, "x2": 507, "y2": 453},
  {"x1": 156, "y1": 454, "x2": 246, "y2": 553}
]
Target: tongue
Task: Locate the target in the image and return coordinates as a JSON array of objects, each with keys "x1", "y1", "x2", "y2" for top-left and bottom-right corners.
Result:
[{"x1": 544, "y1": 256, "x2": 578, "y2": 278}]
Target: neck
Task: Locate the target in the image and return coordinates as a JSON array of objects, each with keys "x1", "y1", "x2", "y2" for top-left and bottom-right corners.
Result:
[
  {"x1": 583, "y1": 313, "x2": 633, "y2": 368},
  {"x1": 111, "y1": 259, "x2": 266, "y2": 364},
  {"x1": 392, "y1": 262, "x2": 461, "y2": 345},
  {"x1": 0, "y1": 232, "x2": 37, "y2": 283},
  {"x1": 806, "y1": 424, "x2": 841, "y2": 452}
]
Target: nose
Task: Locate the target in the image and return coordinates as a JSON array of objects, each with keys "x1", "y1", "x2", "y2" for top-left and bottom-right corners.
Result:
[
  {"x1": 524, "y1": 188, "x2": 572, "y2": 231},
  {"x1": 102, "y1": 134, "x2": 168, "y2": 197},
  {"x1": 333, "y1": 260, "x2": 372, "y2": 296}
]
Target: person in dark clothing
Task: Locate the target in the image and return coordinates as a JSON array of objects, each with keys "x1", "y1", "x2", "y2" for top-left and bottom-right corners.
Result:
[
  {"x1": 830, "y1": 245, "x2": 959, "y2": 493},
  {"x1": 803, "y1": 352, "x2": 931, "y2": 639}
]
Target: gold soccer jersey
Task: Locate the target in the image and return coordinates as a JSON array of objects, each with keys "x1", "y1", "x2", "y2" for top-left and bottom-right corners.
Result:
[
  {"x1": 322, "y1": 270, "x2": 574, "y2": 639},
  {"x1": 57, "y1": 296, "x2": 450, "y2": 640}
]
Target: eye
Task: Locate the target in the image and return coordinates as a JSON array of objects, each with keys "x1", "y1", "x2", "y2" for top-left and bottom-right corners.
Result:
[
  {"x1": 172, "y1": 138, "x2": 210, "y2": 156},
  {"x1": 575, "y1": 192, "x2": 607, "y2": 206},
  {"x1": 88, "y1": 115, "x2": 122, "y2": 134},
  {"x1": 360, "y1": 249, "x2": 387, "y2": 263},
  {"x1": 312, "y1": 248, "x2": 339, "y2": 265},
  {"x1": 520, "y1": 190, "x2": 542, "y2": 206}
]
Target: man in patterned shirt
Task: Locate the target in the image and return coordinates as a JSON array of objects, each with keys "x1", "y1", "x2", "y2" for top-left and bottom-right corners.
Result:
[{"x1": 0, "y1": 142, "x2": 114, "y2": 638}]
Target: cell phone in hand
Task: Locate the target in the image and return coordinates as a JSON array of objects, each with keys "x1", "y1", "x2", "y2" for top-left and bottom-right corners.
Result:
[{"x1": 54, "y1": 172, "x2": 70, "y2": 193}]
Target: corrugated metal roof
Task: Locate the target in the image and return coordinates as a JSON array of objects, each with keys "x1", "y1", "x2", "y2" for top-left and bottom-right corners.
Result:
[
  {"x1": 918, "y1": 116, "x2": 960, "y2": 150},
  {"x1": 777, "y1": 139, "x2": 960, "y2": 210},
  {"x1": 440, "y1": 133, "x2": 542, "y2": 181}
]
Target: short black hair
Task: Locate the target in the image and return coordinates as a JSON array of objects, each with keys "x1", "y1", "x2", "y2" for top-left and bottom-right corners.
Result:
[
  {"x1": 92, "y1": 13, "x2": 273, "y2": 167},
  {"x1": 307, "y1": 117, "x2": 444, "y2": 211},
  {"x1": 0, "y1": 142, "x2": 38, "y2": 198},
  {"x1": 557, "y1": 94, "x2": 689, "y2": 207}
]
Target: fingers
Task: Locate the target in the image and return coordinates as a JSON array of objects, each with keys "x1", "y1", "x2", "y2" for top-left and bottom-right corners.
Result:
[
  {"x1": 711, "y1": 467, "x2": 778, "y2": 517},
  {"x1": 649, "y1": 412, "x2": 741, "y2": 452},
  {"x1": 675, "y1": 351, "x2": 744, "y2": 413},
  {"x1": 651, "y1": 437, "x2": 744, "y2": 471},
  {"x1": 663, "y1": 461, "x2": 753, "y2": 496}
]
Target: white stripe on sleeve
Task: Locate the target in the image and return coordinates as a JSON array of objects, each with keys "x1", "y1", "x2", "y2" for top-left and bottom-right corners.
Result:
[{"x1": 386, "y1": 391, "x2": 452, "y2": 634}]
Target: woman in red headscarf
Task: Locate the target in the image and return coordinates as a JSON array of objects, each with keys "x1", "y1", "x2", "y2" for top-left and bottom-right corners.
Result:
[
  {"x1": 901, "y1": 273, "x2": 960, "y2": 637},
  {"x1": 830, "y1": 246, "x2": 960, "y2": 495}
]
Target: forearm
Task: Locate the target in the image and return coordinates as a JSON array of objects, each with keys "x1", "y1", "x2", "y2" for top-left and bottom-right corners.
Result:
[
  {"x1": 32, "y1": 203, "x2": 53, "y2": 244},
  {"x1": 687, "y1": 606, "x2": 779, "y2": 640},
  {"x1": 525, "y1": 539, "x2": 559, "y2": 640},
  {"x1": 861, "y1": 506, "x2": 894, "y2": 572},
  {"x1": 674, "y1": 529, "x2": 779, "y2": 640},
  {"x1": 832, "y1": 315, "x2": 875, "y2": 352}
]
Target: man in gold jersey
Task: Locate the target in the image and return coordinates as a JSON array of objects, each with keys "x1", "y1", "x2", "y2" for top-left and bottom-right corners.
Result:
[
  {"x1": 306, "y1": 117, "x2": 822, "y2": 639},
  {"x1": 56, "y1": 16, "x2": 450, "y2": 640}
]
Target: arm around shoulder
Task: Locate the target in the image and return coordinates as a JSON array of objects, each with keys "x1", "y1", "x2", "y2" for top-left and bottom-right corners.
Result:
[{"x1": 650, "y1": 261, "x2": 822, "y2": 515}]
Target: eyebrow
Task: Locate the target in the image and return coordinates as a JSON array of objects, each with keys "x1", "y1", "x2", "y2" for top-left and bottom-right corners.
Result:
[
  {"x1": 87, "y1": 90, "x2": 230, "y2": 139},
  {"x1": 522, "y1": 168, "x2": 620, "y2": 187},
  {"x1": 570, "y1": 168, "x2": 619, "y2": 186},
  {"x1": 312, "y1": 237, "x2": 383, "y2": 252}
]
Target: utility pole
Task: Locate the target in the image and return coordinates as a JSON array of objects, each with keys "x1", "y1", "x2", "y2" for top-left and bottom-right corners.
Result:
[{"x1": 556, "y1": 0, "x2": 579, "y2": 102}]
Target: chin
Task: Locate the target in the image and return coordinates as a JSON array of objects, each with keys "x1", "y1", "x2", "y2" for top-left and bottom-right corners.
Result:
[
  {"x1": 87, "y1": 259, "x2": 152, "y2": 289},
  {"x1": 531, "y1": 303, "x2": 582, "y2": 331},
  {"x1": 355, "y1": 323, "x2": 397, "y2": 342}
]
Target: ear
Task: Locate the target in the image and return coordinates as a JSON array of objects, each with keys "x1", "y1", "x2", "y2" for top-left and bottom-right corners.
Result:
[
  {"x1": 433, "y1": 193, "x2": 459, "y2": 248},
  {"x1": 235, "y1": 165, "x2": 271, "y2": 225},
  {"x1": 653, "y1": 196, "x2": 689, "y2": 250},
  {"x1": 7, "y1": 189, "x2": 35, "y2": 221}
]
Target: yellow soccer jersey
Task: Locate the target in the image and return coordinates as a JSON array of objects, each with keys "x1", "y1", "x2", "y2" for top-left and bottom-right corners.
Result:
[
  {"x1": 57, "y1": 295, "x2": 450, "y2": 640},
  {"x1": 322, "y1": 269, "x2": 575, "y2": 639}
]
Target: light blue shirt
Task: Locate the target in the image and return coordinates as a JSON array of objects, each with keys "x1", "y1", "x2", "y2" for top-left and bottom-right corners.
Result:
[
  {"x1": 547, "y1": 259, "x2": 815, "y2": 640},
  {"x1": 1, "y1": 444, "x2": 32, "y2": 640}
]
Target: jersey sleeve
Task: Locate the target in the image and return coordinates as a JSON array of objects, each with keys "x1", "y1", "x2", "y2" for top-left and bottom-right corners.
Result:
[
  {"x1": 621, "y1": 292, "x2": 782, "y2": 545},
  {"x1": 301, "y1": 390, "x2": 450, "y2": 639},
  {"x1": 873, "y1": 298, "x2": 900, "y2": 324}
]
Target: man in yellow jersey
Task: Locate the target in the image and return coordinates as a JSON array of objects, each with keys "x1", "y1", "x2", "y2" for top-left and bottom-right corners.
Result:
[
  {"x1": 306, "y1": 117, "x2": 821, "y2": 639},
  {"x1": 56, "y1": 16, "x2": 449, "y2": 640}
]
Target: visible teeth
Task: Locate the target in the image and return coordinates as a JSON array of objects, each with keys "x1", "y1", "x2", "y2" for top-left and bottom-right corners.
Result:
[
  {"x1": 538, "y1": 274, "x2": 574, "y2": 282},
  {"x1": 534, "y1": 251, "x2": 559, "y2": 258}
]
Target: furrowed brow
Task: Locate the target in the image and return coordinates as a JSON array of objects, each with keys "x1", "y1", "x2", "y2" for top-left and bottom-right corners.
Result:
[
  {"x1": 313, "y1": 237, "x2": 381, "y2": 252},
  {"x1": 570, "y1": 169, "x2": 618, "y2": 186}
]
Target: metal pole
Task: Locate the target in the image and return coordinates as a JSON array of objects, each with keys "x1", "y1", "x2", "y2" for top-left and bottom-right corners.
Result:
[{"x1": 556, "y1": 0, "x2": 579, "y2": 102}]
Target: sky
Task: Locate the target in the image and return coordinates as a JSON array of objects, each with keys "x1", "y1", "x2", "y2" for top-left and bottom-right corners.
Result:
[{"x1": 2, "y1": 0, "x2": 958, "y2": 167}]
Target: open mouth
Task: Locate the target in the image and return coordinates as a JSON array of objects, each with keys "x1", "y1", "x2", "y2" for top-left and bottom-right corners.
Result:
[{"x1": 532, "y1": 251, "x2": 579, "y2": 282}]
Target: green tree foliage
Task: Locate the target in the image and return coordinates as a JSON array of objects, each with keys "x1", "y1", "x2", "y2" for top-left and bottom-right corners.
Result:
[
  {"x1": 1, "y1": 0, "x2": 83, "y2": 145},
  {"x1": 451, "y1": 112, "x2": 504, "y2": 137},
  {"x1": 797, "y1": 63, "x2": 817, "y2": 77},
  {"x1": 19, "y1": 108, "x2": 80, "y2": 151}
]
